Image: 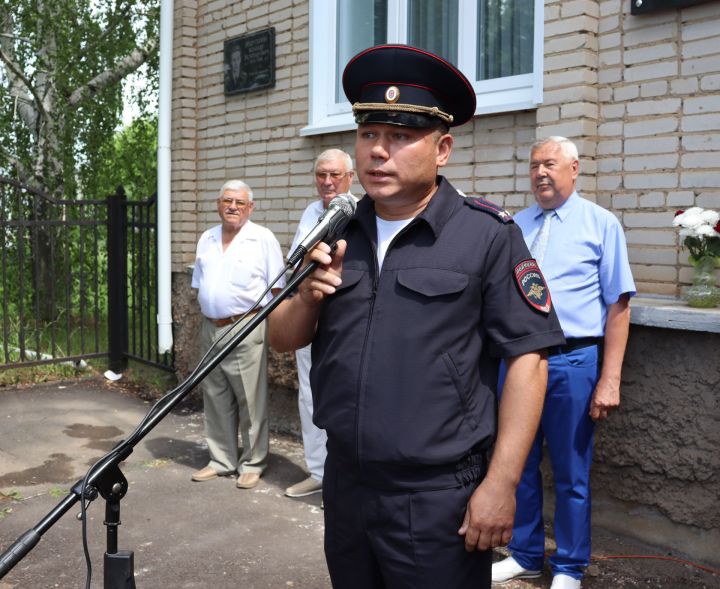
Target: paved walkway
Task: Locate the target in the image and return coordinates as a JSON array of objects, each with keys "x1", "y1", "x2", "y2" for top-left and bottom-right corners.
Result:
[
  {"x1": 1, "y1": 378, "x2": 717, "y2": 588},
  {"x1": 0, "y1": 379, "x2": 328, "y2": 588}
]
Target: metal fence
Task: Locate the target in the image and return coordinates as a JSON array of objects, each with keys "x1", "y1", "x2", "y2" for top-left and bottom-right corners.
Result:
[{"x1": 0, "y1": 176, "x2": 173, "y2": 372}]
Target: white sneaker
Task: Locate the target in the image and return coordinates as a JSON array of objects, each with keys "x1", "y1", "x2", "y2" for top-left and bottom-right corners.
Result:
[
  {"x1": 550, "y1": 574, "x2": 581, "y2": 589},
  {"x1": 491, "y1": 556, "x2": 542, "y2": 584}
]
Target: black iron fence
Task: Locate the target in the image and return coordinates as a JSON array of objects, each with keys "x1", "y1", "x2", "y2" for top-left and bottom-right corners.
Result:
[{"x1": 0, "y1": 177, "x2": 173, "y2": 372}]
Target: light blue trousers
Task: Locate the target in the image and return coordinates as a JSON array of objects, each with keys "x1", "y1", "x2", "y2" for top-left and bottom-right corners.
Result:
[{"x1": 499, "y1": 344, "x2": 599, "y2": 580}]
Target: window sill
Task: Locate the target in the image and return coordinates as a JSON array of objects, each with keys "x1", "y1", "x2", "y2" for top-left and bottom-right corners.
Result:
[
  {"x1": 300, "y1": 118, "x2": 357, "y2": 137},
  {"x1": 631, "y1": 296, "x2": 720, "y2": 334},
  {"x1": 300, "y1": 97, "x2": 542, "y2": 137}
]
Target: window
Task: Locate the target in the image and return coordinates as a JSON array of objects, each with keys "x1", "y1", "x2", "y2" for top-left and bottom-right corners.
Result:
[{"x1": 303, "y1": 0, "x2": 543, "y2": 136}]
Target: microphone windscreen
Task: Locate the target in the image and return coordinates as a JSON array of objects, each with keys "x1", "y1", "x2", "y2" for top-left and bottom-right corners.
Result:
[{"x1": 328, "y1": 193, "x2": 357, "y2": 217}]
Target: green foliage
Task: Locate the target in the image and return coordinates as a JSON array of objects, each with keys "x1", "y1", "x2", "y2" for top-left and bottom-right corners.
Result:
[
  {"x1": 684, "y1": 235, "x2": 720, "y2": 261},
  {"x1": 0, "y1": 180, "x2": 110, "y2": 335},
  {"x1": 0, "y1": 3, "x2": 159, "y2": 368},
  {"x1": 0, "y1": 356, "x2": 89, "y2": 385},
  {"x1": 95, "y1": 115, "x2": 158, "y2": 201},
  {"x1": 0, "y1": 0, "x2": 159, "y2": 196}
]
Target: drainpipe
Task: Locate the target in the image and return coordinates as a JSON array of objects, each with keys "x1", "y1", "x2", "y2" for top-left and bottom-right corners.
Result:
[{"x1": 157, "y1": 0, "x2": 173, "y2": 354}]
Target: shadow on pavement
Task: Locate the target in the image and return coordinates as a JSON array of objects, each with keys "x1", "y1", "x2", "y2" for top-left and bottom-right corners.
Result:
[
  {"x1": 0, "y1": 378, "x2": 330, "y2": 589},
  {"x1": 1, "y1": 378, "x2": 717, "y2": 589}
]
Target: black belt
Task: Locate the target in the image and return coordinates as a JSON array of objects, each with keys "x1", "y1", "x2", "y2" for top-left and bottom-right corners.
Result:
[
  {"x1": 548, "y1": 337, "x2": 602, "y2": 356},
  {"x1": 326, "y1": 442, "x2": 489, "y2": 491}
]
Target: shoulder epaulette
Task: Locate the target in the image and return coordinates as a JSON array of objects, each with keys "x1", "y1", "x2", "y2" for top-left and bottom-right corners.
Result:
[{"x1": 464, "y1": 196, "x2": 514, "y2": 224}]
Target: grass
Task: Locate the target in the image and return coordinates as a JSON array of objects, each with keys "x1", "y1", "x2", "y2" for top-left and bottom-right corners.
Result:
[
  {"x1": 0, "y1": 490, "x2": 22, "y2": 519},
  {"x1": 0, "y1": 356, "x2": 177, "y2": 400},
  {"x1": 48, "y1": 487, "x2": 67, "y2": 499},
  {"x1": 1, "y1": 312, "x2": 110, "y2": 364},
  {"x1": 109, "y1": 359, "x2": 178, "y2": 400},
  {"x1": 0, "y1": 362, "x2": 83, "y2": 387},
  {"x1": 141, "y1": 458, "x2": 172, "y2": 469},
  {"x1": 1, "y1": 309, "x2": 170, "y2": 390},
  {"x1": 0, "y1": 488, "x2": 71, "y2": 518}
]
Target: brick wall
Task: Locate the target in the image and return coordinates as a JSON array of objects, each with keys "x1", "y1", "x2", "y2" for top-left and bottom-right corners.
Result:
[
  {"x1": 170, "y1": 1, "x2": 539, "y2": 271},
  {"x1": 171, "y1": 0, "x2": 720, "y2": 292},
  {"x1": 540, "y1": 0, "x2": 720, "y2": 296},
  {"x1": 173, "y1": 0, "x2": 201, "y2": 270},
  {"x1": 171, "y1": 0, "x2": 358, "y2": 272}
]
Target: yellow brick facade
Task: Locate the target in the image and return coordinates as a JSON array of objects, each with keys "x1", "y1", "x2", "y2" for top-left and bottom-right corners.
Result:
[{"x1": 171, "y1": 0, "x2": 720, "y2": 297}]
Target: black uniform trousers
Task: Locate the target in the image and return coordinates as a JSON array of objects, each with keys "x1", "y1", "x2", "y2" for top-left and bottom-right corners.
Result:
[{"x1": 322, "y1": 452, "x2": 491, "y2": 589}]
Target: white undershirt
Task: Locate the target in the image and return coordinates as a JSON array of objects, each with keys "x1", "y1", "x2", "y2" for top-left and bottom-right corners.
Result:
[{"x1": 375, "y1": 216, "x2": 414, "y2": 270}]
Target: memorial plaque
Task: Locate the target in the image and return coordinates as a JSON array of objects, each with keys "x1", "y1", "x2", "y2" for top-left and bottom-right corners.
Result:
[{"x1": 224, "y1": 28, "x2": 275, "y2": 95}]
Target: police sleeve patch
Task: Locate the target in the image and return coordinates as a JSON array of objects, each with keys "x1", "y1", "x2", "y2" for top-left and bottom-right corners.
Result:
[
  {"x1": 464, "y1": 196, "x2": 514, "y2": 224},
  {"x1": 514, "y1": 259, "x2": 552, "y2": 314}
]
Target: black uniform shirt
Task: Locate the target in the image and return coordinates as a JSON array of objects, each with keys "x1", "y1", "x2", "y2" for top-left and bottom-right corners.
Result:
[{"x1": 310, "y1": 177, "x2": 564, "y2": 485}]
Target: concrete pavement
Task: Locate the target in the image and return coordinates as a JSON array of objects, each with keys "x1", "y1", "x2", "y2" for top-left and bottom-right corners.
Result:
[
  {"x1": 1, "y1": 378, "x2": 717, "y2": 589},
  {"x1": 0, "y1": 378, "x2": 329, "y2": 588}
]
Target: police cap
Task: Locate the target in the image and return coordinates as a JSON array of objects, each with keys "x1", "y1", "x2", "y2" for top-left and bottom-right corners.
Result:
[{"x1": 342, "y1": 44, "x2": 476, "y2": 129}]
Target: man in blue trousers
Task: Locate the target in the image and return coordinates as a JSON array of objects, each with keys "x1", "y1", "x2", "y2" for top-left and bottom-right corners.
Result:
[{"x1": 492, "y1": 137, "x2": 635, "y2": 589}]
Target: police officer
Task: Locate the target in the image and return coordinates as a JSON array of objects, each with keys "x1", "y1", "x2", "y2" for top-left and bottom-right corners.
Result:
[{"x1": 269, "y1": 45, "x2": 566, "y2": 589}]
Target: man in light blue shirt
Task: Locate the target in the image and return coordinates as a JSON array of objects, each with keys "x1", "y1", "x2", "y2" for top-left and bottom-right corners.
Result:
[{"x1": 492, "y1": 137, "x2": 635, "y2": 589}]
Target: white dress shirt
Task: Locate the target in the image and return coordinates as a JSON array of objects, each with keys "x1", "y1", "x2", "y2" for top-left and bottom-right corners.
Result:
[
  {"x1": 192, "y1": 220, "x2": 286, "y2": 319},
  {"x1": 290, "y1": 194, "x2": 357, "y2": 256}
]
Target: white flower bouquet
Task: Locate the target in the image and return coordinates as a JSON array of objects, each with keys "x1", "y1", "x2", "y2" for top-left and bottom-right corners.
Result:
[{"x1": 672, "y1": 207, "x2": 720, "y2": 264}]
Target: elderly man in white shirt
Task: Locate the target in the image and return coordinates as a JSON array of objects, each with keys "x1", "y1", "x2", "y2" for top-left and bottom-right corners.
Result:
[
  {"x1": 191, "y1": 179, "x2": 286, "y2": 489},
  {"x1": 284, "y1": 149, "x2": 355, "y2": 499}
]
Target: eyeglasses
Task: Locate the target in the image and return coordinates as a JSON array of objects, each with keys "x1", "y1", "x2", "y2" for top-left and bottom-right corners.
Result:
[
  {"x1": 220, "y1": 197, "x2": 251, "y2": 208},
  {"x1": 315, "y1": 171, "x2": 351, "y2": 181}
]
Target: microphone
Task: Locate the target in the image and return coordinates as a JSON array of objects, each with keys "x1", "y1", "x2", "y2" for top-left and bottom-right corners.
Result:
[{"x1": 287, "y1": 193, "x2": 357, "y2": 266}]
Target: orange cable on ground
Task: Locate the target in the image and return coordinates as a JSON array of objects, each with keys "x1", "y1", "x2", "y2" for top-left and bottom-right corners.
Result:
[{"x1": 592, "y1": 554, "x2": 720, "y2": 577}]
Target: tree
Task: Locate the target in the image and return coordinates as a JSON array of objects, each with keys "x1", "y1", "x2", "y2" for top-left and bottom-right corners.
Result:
[
  {"x1": 0, "y1": 0, "x2": 159, "y2": 197},
  {"x1": 0, "y1": 0, "x2": 159, "y2": 322},
  {"x1": 97, "y1": 114, "x2": 158, "y2": 201}
]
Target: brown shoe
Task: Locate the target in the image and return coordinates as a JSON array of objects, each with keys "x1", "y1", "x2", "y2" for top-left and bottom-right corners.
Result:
[
  {"x1": 236, "y1": 472, "x2": 261, "y2": 489},
  {"x1": 191, "y1": 466, "x2": 219, "y2": 482}
]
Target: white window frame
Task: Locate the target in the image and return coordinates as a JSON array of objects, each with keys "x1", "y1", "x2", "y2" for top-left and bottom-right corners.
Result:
[{"x1": 301, "y1": 0, "x2": 544, "y2": 137}]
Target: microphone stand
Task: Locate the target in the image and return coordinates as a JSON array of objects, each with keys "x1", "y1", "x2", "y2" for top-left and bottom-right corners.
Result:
[{"x1": 0, "y1": 258, "x2": 321, "y2": 587}]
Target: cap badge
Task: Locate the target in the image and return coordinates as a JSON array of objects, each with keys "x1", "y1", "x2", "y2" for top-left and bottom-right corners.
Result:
[{"x1": 384, "y1": 86, "x2": 400, "y2": 104}]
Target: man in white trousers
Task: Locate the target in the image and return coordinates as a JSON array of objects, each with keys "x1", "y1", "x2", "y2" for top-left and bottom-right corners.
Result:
[{"x1": 285, "y1": 149, "x2": 355, "y2": 498}]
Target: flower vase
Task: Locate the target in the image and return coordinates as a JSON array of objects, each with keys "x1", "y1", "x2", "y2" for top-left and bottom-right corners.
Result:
[{"x1": 685, "y1": 255, "x2": 720, "y2": 308}]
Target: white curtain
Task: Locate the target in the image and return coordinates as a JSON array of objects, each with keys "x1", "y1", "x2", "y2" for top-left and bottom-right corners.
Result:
[
  {"x1": 336, "y1": 0, "x2": 388, "y2": 102},
  {"x1": 477, "y1": 0, "x2": 533, "y2": 80},
  {"x1": 407, "y1": 0, "x2": 459, "y2": 64}
]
